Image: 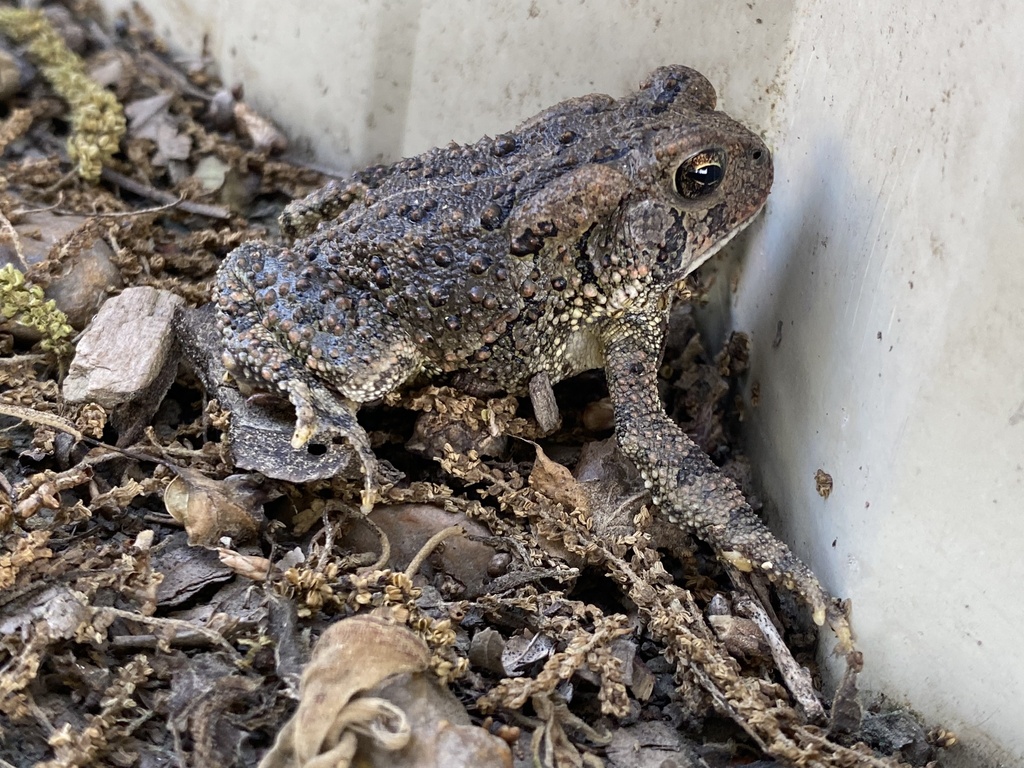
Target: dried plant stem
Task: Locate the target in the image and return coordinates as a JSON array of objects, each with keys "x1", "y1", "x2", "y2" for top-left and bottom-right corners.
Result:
[
  {"x1": 100, "y1": 167, "x2": 232, "y2": 220},
  {"x1": 94, "y1": 607, "x2": 239, "y2": 656},
  {"x1": 0, "y1": 402, "x2": 83, "y2": 441},
  {"x1": 734, "y1": 589, "x2": 825, "y2": 722},
  {"x1": 404, "y1": 525, "x2": 464, "y2": 580}
]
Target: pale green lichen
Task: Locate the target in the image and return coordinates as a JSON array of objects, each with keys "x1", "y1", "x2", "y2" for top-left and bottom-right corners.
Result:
[
  {"x1": 0, "y1": 8, "x2": 125, "y2": 182},
  {"x1": 0, "y1": 264, "x2": 73, "y2": 355}
]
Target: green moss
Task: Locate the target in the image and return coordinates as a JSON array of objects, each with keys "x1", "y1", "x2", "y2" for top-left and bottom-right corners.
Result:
[
  {"x1": 0, "y1": 8, "x2": 125, "y2": 182},
  {"x1": 0, "y1": 264, "x2": 73, "y2": 355}
]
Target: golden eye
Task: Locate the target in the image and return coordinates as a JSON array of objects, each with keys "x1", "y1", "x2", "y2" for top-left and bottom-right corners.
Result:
[{"x1": 674, "y1": 149, "x2": 727, "y2": 199}]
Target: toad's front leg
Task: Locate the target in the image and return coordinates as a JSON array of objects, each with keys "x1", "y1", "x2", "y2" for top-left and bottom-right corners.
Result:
[
  {"x1": 217, "y1": 308, "x2": 380, "y2": 510},
  {"x1": 600, "y1": 310, "x2": 851, "y2": 651},
  {"x1": 284, "y1": 378, "x2": 379, "y2": 509},
  {"x1": 217, "y1": 241, "x2": 424, "y2": 511}
]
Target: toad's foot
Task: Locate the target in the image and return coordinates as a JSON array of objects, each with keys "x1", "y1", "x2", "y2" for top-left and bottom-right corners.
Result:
[
  {"x1": 631, "y1": 415, "x2": 851, "y2": 649},
  {"x1": 286, "y1": 379, "x2": 378, "y2": 512}
]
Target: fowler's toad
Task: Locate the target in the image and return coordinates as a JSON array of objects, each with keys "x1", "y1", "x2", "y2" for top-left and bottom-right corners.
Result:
[{"x1": 216, "y1": 66, "x2": 848, "y2": 642}]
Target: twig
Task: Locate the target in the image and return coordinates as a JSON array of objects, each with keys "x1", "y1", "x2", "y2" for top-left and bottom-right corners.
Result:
[
  {"x1": 80, "y1": 434, "x2": 187, "y2": 467},
  {"x1": 100, "y1": 167, "x2": 231, "y2": 219},
  {"x1": 404, "y1": 525, "x2": 464, "y2": 580},
  {"x1": 486, "y1": 566, "x2": 580, "y2": 594},
  {"x1": 0, "y1": 353, "x2": 50, "y2": 366},
  {"x1": 0, "y1": 402, "x2": 83, "y2": 441},
  {"x1": 0, "y1": 209, "x2": 27, "y2": 270},
  {"x1": 13, "y1": 464, "x2": 93, "y2": 521},
  {"x1": 734, "y1": 589, "x2": 826, "y2": 722},
  {"x1": 277, "y1": 154, "x2": 346, "y2": 179},
  {"x1": 95, "y1": 606, "x2": 239, "y2": 656},
  {"x1": 87, "y1": 198, "x2": 185, "y2": 218},
  {"x1": 139, "y1": 51, "x2": 214, "y2": 101},
  {"x1": 357, "y1": 513, "x2": 392, "y2": 573},
  {"x1": 10, "y1": 196, "x2": 64, "y2": 216},
  {"x1": 0, "y1": 467, "x2": 12, "y2": 501},
  {"x1": 687, "y1": 663, "x2": 770, "y2": 752},
  {"x1": 41, "y1": 169, "x2": 79, "y2": 196},
  {"x1": 108, "y1": 630, "x2": 243, "y2": 650},
  {"x1": 318, "y1": 501, "x2": 341, "y2": 568}
]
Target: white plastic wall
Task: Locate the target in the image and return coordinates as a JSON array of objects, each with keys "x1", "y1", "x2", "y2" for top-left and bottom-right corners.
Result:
[{"x1": 95, "y1": 2, "x2": 1024, "y2": 765}]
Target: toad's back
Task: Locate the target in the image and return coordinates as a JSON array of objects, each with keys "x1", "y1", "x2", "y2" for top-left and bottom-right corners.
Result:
[{"x1": 217, "y1": 66, "x2": 765, "y2": 398}]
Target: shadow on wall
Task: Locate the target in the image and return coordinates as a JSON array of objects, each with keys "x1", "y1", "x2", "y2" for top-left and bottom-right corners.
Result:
[{"x1": 366, "y1": 1, "x2": 424, "y2": 163}]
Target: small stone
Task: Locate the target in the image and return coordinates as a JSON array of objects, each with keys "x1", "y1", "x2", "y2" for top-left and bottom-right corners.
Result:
[
  {"x1": 63, "y1": 287, "x2": 183, "y2": 443},
  {"x1": 0, "y1": 44, "x2": 32, "y2": 101},
  {"x1": 582, "y1": 398, "x2": 615, "y2": 432},
  {"x1": 205, "y1": 88, "x2": 237, "y2": 132},
  {"x1": 0, "y1": 210, "x2": 123, "y2": 331}
]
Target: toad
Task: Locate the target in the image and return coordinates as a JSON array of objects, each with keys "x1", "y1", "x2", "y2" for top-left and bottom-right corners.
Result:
[{"x1": 216, "y1": 66, "x2": 848, "y2": 643}]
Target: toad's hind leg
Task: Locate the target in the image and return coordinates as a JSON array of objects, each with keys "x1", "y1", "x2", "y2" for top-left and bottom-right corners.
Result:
[
  {"x1": 600, "y1": 311, "x2": 853, "y2": 652},
  {"x1": 216, "y1": 241, "x2": 423, "y2": 507}
]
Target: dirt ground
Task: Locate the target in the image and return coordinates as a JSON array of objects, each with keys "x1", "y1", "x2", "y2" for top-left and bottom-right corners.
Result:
[{"x1": 0, "y1": 4, "x2": 954, "y2": 767}]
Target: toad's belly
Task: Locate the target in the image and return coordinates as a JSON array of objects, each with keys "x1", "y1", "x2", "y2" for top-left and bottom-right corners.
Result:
[{"x1": 442, "y1": 322, "x2": 605, "y2": 396}]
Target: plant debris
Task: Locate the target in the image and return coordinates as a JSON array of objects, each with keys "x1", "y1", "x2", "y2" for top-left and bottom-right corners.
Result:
[
  {"x1": 0, "y1": 4, "x2": 954, "y2": 768},
  {"x1": 0, "y1": 6, "x2": 124, "y2": 181},
  {"x1": 815, "y1": 469, "x2": 834, "y2": 500}
]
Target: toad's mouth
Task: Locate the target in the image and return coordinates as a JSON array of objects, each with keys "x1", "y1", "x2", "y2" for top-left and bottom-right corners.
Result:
[{"x1": 680, "y1": 200, "x2": 767, "y2": 280}]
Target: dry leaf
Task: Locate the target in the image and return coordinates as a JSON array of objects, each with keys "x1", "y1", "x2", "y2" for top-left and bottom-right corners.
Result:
[
  {"x1": 468, "y1": 627, "x2": 507, "y2": 676},
  {"x1": 528, "y1": 442, "x2": 589, "y2": 512},
  {"x1": 163, "y1": 468, "x2": 265, "y2": 546},
  {"x1": 361, "y1": 674, "x2": 513, "y2": 768},
  {"x1": 531, "y1": 692, "x2": 610, "y2": 768},
  {"x1": 234, "y1": 101, "x2": 287, "y2": 153},
  {"x1": 261, "y1": 615, "x2": 413, "y2": 767},
  {"x1": 501, "y1": 631, "x2": 556, "y2": 677},
  {"x1": 341, "y1": 504, "x2": 498, "y2": 598},
  {"x1": 260, "y1": 614, "x2": 511, "y2": 768},
  {"x1": 126, "y1": 91, "x2": 192, "y2": 164},
  {"x1": 605, "y1": 722, "x2": 703, "y2": 768},
  {"x1": 193, "y1": 154, "x2": 229, "y2": 192},
  {"x1": 218, "y1": 547, "x2": 272, "y2": 581}
]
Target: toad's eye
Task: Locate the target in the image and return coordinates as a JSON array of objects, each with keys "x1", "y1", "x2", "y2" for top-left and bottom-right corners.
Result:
[{"x1": 674, "y1": 149, "x2": 727, "y2": 199}]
